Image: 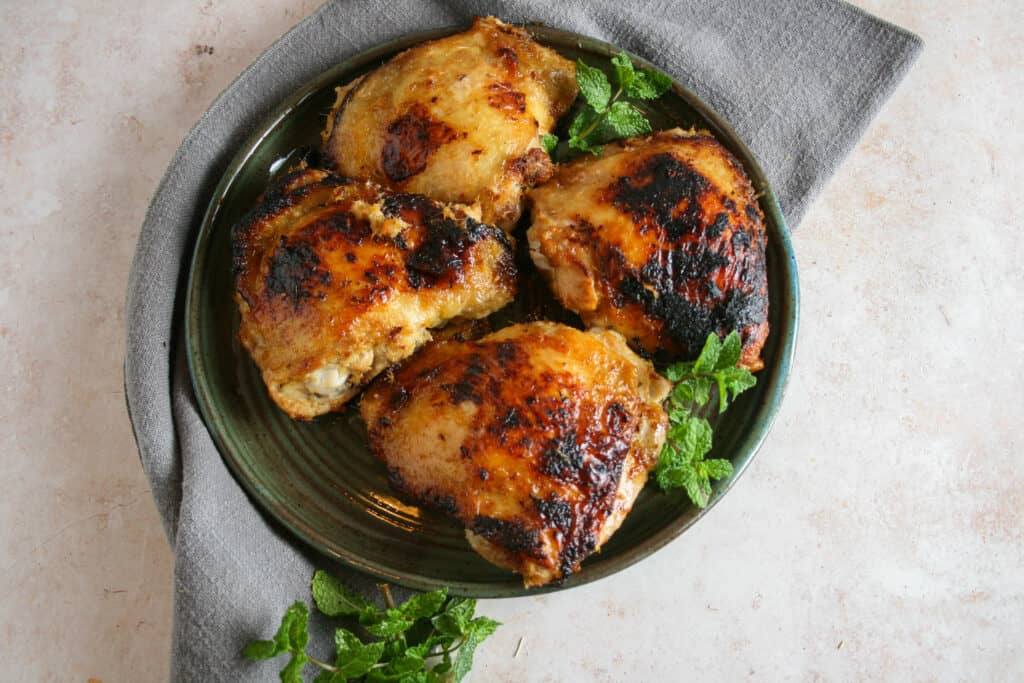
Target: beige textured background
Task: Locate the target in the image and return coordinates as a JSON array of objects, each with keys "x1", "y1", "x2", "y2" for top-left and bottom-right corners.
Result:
[{"x1": 1, "y1": 1, "x2": 1021, "y2": 680}]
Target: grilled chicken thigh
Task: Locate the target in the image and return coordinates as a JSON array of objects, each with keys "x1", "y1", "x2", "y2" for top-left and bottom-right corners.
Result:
[
  {"x1": 360, "y1": 322, "x2": 670, "y2": 586},
  {"x1": 233, "y1": 168, "x2": 516, "y2": 419},
  {"x1": 322, "y1": 16, "x2": 578, "y2": 231},
  {"x1": 528, "y1": 128, "x2": 769, "y2": 369}
]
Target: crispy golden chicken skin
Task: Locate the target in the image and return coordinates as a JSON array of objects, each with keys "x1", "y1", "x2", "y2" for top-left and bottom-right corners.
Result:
[
  {"x1": 360, "y1": 322, "x2": 670, "y2": 586},
  {"x1": 528, "y1": 129, "x2": 769, "y2": 369},
  {"x1": 232, "y1": 168, "x2": 516, "y2": 419},
  {"x1": 322, "y1": 16, "x2": 578, "y2": 231}
]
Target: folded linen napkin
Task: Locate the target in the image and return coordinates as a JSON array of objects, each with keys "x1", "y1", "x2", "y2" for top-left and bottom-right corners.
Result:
[{"x1": 124, "y1": 1, "x2": 921, "y2": 679}]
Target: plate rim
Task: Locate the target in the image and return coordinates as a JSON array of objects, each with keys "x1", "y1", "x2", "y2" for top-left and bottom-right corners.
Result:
[{"x1": 185, "y1": 22, "x2": 800, "y2": 597}]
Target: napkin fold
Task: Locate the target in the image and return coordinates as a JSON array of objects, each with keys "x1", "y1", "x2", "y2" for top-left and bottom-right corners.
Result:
[{"x1": 124, "y1": 1, "x2": 921, "y2": 679}]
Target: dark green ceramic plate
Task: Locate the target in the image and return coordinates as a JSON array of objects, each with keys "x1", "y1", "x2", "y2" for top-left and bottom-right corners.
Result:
[{"x1": 185, "y1": 24, "x2": 799, "y2": 598}]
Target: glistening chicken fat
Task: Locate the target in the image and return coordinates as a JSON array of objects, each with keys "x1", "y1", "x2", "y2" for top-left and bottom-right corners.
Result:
[
  {"x1": 528, "y1": 128, "x2": 770, "y2": 369},
  {"x1": 232, "y1": 168, "x2": 516, "y2": 419},
  {"x1": 322, "y1": 16, "x2": 578, "y2": 231},
  {"x1": 360, "y1": 322, "x2": 670, "y2": 586}
]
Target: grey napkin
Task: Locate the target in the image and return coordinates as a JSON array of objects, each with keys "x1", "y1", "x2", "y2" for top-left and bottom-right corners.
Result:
[{"x1": 125, "y1": 1, "x2": 921, "y2": 680}]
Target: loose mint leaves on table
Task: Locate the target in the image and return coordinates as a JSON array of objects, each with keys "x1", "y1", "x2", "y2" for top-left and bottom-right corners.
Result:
[
  {"x1": 244, "y1": 570, "x2": 500, "y2": 682},
  {"x1": 542, "y1": 51, "x2": 673, "y2": 159},
  {"x1": 243, "y1": 333, "x2": 756, "y2": 678}
]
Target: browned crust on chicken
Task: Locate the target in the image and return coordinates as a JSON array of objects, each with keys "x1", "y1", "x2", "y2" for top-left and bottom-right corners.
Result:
[
  {"x1": 322, "y1": 16, "x2": 578, "y2": 231},
  {"x1": 232, "y1": 168, "x2": 517, "y2": 419},
  {"x1": 360, "y1": 322, "x2": 670, "y2": 586},
  {"x1": 527, "y1": 128, "x2": 769, "y2": 369}
]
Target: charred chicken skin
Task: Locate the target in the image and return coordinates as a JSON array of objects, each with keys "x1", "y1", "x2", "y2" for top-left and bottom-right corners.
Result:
[
  {"x1": 322, "y1": 16, "x2": 578, "y2": 231},
  {"x1": 232, "y1": 168, "x2": 516, "y2": 419},
  {"x1": 360, "y1": 322, "x2": 670, "y2": 586},
  {"x1": 527, "y1": 128, "x2": 769, "y2": 369}
]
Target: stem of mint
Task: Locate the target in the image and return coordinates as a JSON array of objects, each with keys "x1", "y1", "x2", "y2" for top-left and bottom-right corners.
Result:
[{"x1": 576, "y1": 87, "x2": 623, "y2": 142}]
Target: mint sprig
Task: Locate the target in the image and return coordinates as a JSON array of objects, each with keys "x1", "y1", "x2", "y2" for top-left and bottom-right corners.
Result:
[
  {"x1": 544, "y1": 52, "x2": 672, "y2": 159},
  {"x1": 654, "y1": 331, "x2": 758, "y2": 508},
  {"x1": 245, "y1": 571, "x2": 500, "y2": 682}
]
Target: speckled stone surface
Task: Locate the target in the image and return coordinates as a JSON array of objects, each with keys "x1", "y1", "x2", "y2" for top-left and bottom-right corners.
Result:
[{"x1": 1, "y1": 1, "x2": 1021, "y2": 680}]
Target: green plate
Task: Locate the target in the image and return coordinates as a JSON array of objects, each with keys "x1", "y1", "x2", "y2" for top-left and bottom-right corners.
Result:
[{"x1": 185, "y1": 24, "x2": 799, "y2": 598}]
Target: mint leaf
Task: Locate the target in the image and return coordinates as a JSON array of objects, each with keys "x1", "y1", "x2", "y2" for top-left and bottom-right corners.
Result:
[
  {"x1": 625, "y1": 68, "x2": 673, "y2": 100},
  {"x1": 432, "y1": 654, "x2": 452, "y2": 674},
  {"x1": 446, "y1": 597, "x2": 476, "y2": 622},
  {"x1": 664, "y1": 360, "x2": 696, "y2": 382},
  {"x1": 242, "y1": 603, "x2": 313, "y2": 679},
  {"x1": 716, "y1": 373, "x2": 730, "y2": 413},
  {"x1": 716, "y1": 332, "x2": 742, "y2": 371},
  {"x1": 541, "y1": 133, "x2": 559, "y2": 156},
  {"x1": 685, "y1": 472, "x2": 712, "y2": 508},
  {"x1": 676, "y1": 417, "x2": 712, "y2": 461},
  {"x1": 703, "y1": 458, "x2": 734, "y2": 480},
  {"x1": 612, "y1": 52, "x2": 672, "y2": 100},
  {"x1": 655, "y1": 460, "x2": 688, "y2": 490},
  {"x1": 720, "y1": 366, "x2": 757, "y2": 399},
  {"x1": 451, "y1": 619, "x2": 498, "y2": 683},
  {"x1": 405, "y1": 642, "x2": 432, "y2": 659},
  {"x1": 342, "y1": 644, "x2": 385, "y2": 677},
  {"x1": 431, "y1": 613, "x2": 462, "y2": 638},
  {"x1": 692, "y1": 417, "x2": 713, "y2": 458},
  {"x1": 420, "y1": 632, "x2": 455, "y2": 653},
  {"x1": 366, "y1": 615, "x2": 415, "y2": 638},
  {"x1": 468, "y1": 616, "x2": 501, "y2": 639},
  {"x1": 432, "y1": 598, "x2": 476, "y2": 637},
  {"x1": 605, "y1": 101, "x2": 652, "y2": 138},
  {"x1": 569, "y1": 138, "x2": 603, "y2": 155},
  {"x1": 252, "y1": 601, "x2": 308, "y2": 656},
  {"x1": 388, "y1": 674, "x2": 429, "y2": 683},
  {"x1": 400, "y1": 589, "x2": 448, "y2": 620},
  {"x1": 672, "y1": 379, "x2": 695, "y2": 405},
  {"x1": 280, "y1": 651, "x2": 308, "y2": 683},
  {"x1": 575, "y1": 59, "x2": 611, "y2": 112},
  {"x1": 665, "y1": 420, "x2": 690, "y2": 453},
  {"x1": 567, "y1": 106, "x2": 591, "y2": 138},
  {"x1": 645, "y1": 69, "x2": 673, "y2": 93},
  {"x1": 718, "y1": 365, "x2": 757, "y2": 412},
  {"x1": 667, "y1": 403, "x2": 689, "y2": 423},
  {"x1": 243, "y1": 639, "x2": 280, "y2": 660},
  {"x1": 692, "y1": 376, "x2": 713, "y2": 407},
  {"x1": 561, "y1": 55, "x2": 671, "y2": 161},
  {"x1": 313, "y1": 570, "x2": 373, "y2": 617},
  {"x1": 655, "y1": 330, "x2": 757, "y2": 507},
  {"x1": 570, "y1": 102, "x2": 648, "y2": 150},
  {"x1": 611, "y1": 52, "x2": 635, "y2": 90},
  {"x1": 359, "y1": 604, "x2": 384, "y2": 627},
  {"x1": 366, "y1": 656, "x2": 427, "y2": 683},
  {"x1": 251, "y1": 574, "x2": 497, "y2": 683},
  {"x1": 335, "y1": 629, "x2": 386, "y2": 677},
  {"x1": 693, "y1": 333, "x2": 722, "y2": 373},
  {"x1": 567, "y1": 107, "x2": 606, "y2": 155},
  {"x1": 390, "y1": 652, "x2": 426, "y2": 674},
  {"x1": 386, "y1": 637, "x2": 409, "y2": 660}
]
